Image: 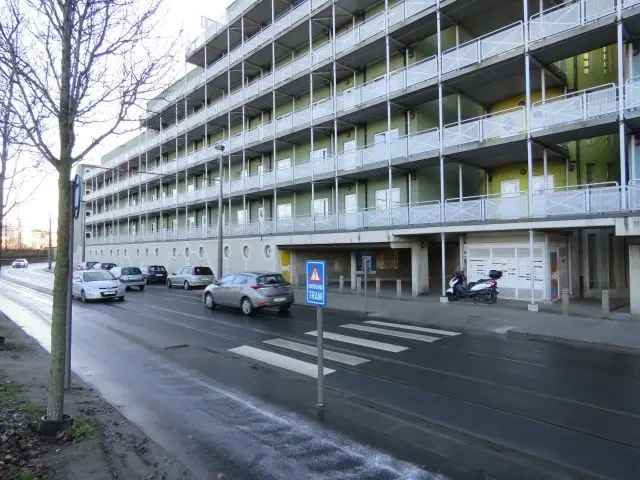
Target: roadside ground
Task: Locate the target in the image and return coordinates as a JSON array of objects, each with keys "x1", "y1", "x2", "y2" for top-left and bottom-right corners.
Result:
[
  {"x1": 0, "y1": 311, "x2": 193, "y2": 480},
  {"x1": 293, "y1": 287, "x2": 640, "y2": 354}
]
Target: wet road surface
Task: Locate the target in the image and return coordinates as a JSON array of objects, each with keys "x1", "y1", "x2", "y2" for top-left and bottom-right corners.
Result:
[{"x1": 2, "y1": 266, "x2": 640, "y2": 479}]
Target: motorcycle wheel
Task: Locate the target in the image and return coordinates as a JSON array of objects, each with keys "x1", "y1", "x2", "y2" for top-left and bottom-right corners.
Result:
[{"x1": 446, "y1": 292, "x2": 458, "y2": 301}]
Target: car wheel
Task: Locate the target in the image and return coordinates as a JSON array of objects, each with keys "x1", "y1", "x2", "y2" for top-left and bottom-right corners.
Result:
[
  {"x1": 139, "y1": 285, "x2": 145, "y2": 291},
  {"x1": 204, "y1": 293, "x2": 216, "y2": 310},
  {"x1": 241, "y1": 297, "x2": 254, "y2": 316},
  {"x1": 166, "y1": 279, "x2": 172, "y2": 288},
  {"x1": 80, "y1": 290, "x2": 87, "y2": 303},
  {"x1": 278, "y1": 304, "x2": 291, "y2": 313},
  {"x1": 118, "y1": 296, "x2": 125, "y2": 302},
  {"x1": 184, "y1": 281, "x2": 191, "y2": 291}
]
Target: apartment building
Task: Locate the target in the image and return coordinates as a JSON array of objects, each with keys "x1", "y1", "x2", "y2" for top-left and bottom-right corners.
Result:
[{"x1": 78, "y1": 0, "x2": 640, "y2": 313}]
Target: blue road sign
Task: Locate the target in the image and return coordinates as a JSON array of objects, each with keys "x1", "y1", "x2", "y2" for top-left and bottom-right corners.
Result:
[{"x1": 306, "y1": 260, "x2": 326, "y2": 307}]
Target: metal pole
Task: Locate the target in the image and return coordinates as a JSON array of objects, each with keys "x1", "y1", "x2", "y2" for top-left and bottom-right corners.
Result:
[
  {"x1": 64, "y1": 181, "x2": 74, "y2": 390},
  {"x1": 316, "y1": 305, "x2": 324, "y2": 420},
  {"x1": 218, "y1": 152, "x2": 224, "y2": 279},
  {"x1": 48, "y1": 216, "x2": 53, "y2": 271}
]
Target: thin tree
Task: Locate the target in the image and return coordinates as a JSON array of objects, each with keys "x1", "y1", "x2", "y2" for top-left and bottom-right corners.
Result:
[{"x1": 0, "y1": 0, "x2": 174, "y2": 422}]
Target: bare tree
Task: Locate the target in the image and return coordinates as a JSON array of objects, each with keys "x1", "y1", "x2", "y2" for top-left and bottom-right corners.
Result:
[{"x1": 0, "y1": 0, "x2": 173, "y2": 423}]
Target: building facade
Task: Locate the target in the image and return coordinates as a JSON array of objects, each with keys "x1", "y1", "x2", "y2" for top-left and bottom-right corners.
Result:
[{"x1": 79, "y1": 0, "x2": 640, "y2": 311}]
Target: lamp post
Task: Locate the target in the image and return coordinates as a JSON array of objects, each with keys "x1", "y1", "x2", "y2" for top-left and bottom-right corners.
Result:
[{"x1": 214, "y1": 144, "x2": 225, "y2": 279}]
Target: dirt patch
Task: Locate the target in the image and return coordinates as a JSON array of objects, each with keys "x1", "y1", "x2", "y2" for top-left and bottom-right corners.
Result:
[{"x1": 0, "y1": 311, "x2": 193, "y2": 480}]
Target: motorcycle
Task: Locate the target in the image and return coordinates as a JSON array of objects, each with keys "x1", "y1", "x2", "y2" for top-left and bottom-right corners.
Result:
[{"x1": 446, "y1": 270, "x2": 502, "y2": 304}]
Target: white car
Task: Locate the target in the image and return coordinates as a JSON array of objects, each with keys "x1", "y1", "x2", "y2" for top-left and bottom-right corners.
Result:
[
  {"x1": 11, "y1": 258, "x2": 29, "y2": 268},
  {"x1": 110, "y1": 266, "x2": 145, "y2": 291},
  {"x1": 72, "y1": 270, "x2": 125, "y2": 302}
]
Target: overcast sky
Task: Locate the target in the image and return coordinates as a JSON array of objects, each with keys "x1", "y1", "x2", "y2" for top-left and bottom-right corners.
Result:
[{"x1": 9, "y1": 0, "x2": 229, "y2": 238}]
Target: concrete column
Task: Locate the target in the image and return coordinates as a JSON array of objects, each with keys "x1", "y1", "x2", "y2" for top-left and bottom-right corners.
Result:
[
  {"x1": 629, "y1": 244, "x2": 640, "y2": 320},
  {"x1": 350, "y1": 251, "x2": 357, "y2": 290},
  {"x1": 411, "y1": 243, "x2": 428, "y2": 297},
  {"x1": 290, "y1": 250, "x2": 297, "y2": 286}
]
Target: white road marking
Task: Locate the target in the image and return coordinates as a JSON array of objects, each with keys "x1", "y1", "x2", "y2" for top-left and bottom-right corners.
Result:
[
  {"x1": 340, "y1": 324, "x2": 441, "y2": 343},
  {"x1": 264, "y1": 338, "x2": 370, "y2": 366},
  {"x1": 229, "y1": 345, "x2": 335, "y2": 378},
  {"x1": 364, "y1": 320, "x2": 461, "y2": 337},
  {"x1": 305, "y1": 331, "x2": 408, "y2": 353}
]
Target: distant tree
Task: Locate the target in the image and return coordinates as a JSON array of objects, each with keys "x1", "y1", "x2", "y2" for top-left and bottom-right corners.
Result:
[{"x1": 0, "y1": 0, "x2": 173, "y2": 423}]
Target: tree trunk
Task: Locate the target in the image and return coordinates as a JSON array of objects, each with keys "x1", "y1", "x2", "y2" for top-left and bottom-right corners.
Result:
[{"x1": 46, "y1": 164, "x2": 71, "y2": 421}]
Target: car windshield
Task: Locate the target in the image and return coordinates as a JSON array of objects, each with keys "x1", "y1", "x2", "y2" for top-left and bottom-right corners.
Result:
[
  {"x1": 256, "y1": 274, "x2": 287, "y2": 285},
  {"x1": 83, "y1": 271, "x2": 114, "y2": 282},
  {"x1": 194, "y1": 267, "x2": 212, "y2": 275},
  {"x1": 149, "y1": 266, "x2": 166, "y2": 273},
  {"x1": 121, "y1": 267, "x2": 141, "y2": 275},
  {"x1": 102, "y1": 263, "x2": 115, "y2": 269}
]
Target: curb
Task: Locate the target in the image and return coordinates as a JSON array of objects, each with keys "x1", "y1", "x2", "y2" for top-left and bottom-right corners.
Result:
[
  {"x1": 507, "y1": 329, "x2": 640, "y2": 356},
  {"x1": 2, "y1": 276, "x2": 53, "y2": 296}
]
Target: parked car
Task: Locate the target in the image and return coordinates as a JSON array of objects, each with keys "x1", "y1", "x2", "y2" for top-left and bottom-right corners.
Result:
[
  {"x1": 203, "y1": 272, "x2": 294, "y2": 316},
  {"x1": 72, "y1": 270, "x2": 125, "y2": 302},
  {"x1": 140, "y1": 265, "x2": 168, "y2": 284},
  {"x1": 110, "y1": 266, "x2": 145, "y2": 291},
  {"x1": 11, "y1": 258, "x2": 29, "y2": 268},
  {"x1": 166, "y1": 266, "x2": 215, "y2": 290},
  {"x1": 77, "y1": 261, "x2": 99, "y2": 270},
  {"x1": 92, "y1": 262, "x2": 116, "y2": 271}
]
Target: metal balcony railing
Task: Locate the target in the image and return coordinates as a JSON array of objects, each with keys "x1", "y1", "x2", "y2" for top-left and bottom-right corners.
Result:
[
  {"x1": 529, "y1": 0, "x2": 615, "y2": 42},
  {"x1": 442, "y1": 22, "x2": 524, "y2": 75},
  {"x1": 444, "y1": 107, "x2": 526, "y2": 148},
  {"x1": 530, "y1": 83, "x2": 617, "y2": 131}
]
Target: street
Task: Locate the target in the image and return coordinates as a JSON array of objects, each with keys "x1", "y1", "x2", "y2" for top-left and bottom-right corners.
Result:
[{"x1": 2, "y1": 266, "x2": 640, "y2": 479}]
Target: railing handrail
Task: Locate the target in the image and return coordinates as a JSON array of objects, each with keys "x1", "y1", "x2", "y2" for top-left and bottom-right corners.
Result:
[
  {"x1": 532, "y1": 82, "x2": 617, "y2": 107},
  {"x1": 445, "y1": 191, "x2": 527, "y2": 203},
  {"x1": 444, "y1": 105, "x2": 525, "y2": 130},
  {"x1": 530, "y1": 0, "x2": 581, "y2": 21},
  {"x1": 534, "y1": 181, "x2": 619, "y2": 193},
  {"x1": 442, "y1": 20, "x2": 523, "y2": 54}
]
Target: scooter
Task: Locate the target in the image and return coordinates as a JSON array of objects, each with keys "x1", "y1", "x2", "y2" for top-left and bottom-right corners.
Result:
[{"x1": 446, "y1": 270, "x2": 502, "y2": 304}]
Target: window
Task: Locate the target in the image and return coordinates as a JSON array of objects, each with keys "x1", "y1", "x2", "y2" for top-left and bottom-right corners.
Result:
[
  {"x1": 185, "y1": 247, "x2": 190, "y2": 257},
  {"x1": 154, "y1": 248, "x2": 159, "y2": 256},
  {"x1": 583, "y1": 52, "x2": 590, "y2": 75},
  {"x1": 278, "y1": 158, "x2": 291, "y2": 170},
  {"x1": 237, "y1": 210, "x2": 246, "y2": 225},
  {"x1": 199, "y1": 246, "x2": 205, "y2": 257},
  {"x1": 224, "y1": 245, "x2": 231, "y2": 258},
  {"x1": 344, "y1": 194, "x2": 357, "y2": 213},
  {"x1": 233, "y1": 275, "x2": 249, "y2": 285},
  {"x1": 313, "y1": 198, "x2": 329, "y2": 217},
  {"x1": 586, "y1": 163, "x2": 596, "y2": 184},
  {"x1": 500, "y1": 179, "x2": 520, "y2": 197},
  {"x1": 258, "y1": 206, "x2": 265, "y2": 222},
  {"x1": 243, "y1": 245, "x2": 250, "y2": 258},
  {"x1": 277, "y1": 203, "x2": 292, "y2": 219},
  {"x1": 172, "y1": 247, "x2": 176, "y2": 257},
  {"x1": 264, "y1": 244, "x2": 272, "y2": 258},
  {"x1": 375, "y1": 188, "x2": 400, "y2": 211},
  {"x1": 194, "y1": 267, "x2": 213, "y2": 275}
]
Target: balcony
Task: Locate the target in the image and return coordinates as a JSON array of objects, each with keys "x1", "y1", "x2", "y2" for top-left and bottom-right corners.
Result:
[
  {"x1": 441, "y1": 22, "x2": 524, "y2": 75},
  {"x1": 530, "y1": 83, "x2": 617, "y2": 132},
  {"x1": 528, "y1": 0, "x2": 615, "y2": 42},
  {"x1": 443, "y1": 107, "x2": 526, "y2": 149}
]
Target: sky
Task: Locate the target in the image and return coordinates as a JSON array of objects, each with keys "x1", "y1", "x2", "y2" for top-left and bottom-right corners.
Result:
[{"x1": 7, "y1": 0, "x2": 229, "y2": 240}]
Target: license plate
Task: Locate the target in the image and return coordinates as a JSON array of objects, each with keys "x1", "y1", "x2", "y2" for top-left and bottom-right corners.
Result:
[
  {"x1": 154, "y1": 274, "x2": 163, "y2": 277},
  {"x1": 101, "y1": 291, "x2": 116, "y2": 297},
  {"x1": 273, "y1": 297, "x2": 286, "y2": 303}
]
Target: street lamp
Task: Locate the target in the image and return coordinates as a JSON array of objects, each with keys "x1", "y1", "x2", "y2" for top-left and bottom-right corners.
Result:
[{"x1": 214, "y1": 144, "x2": 225, "y2": 280}]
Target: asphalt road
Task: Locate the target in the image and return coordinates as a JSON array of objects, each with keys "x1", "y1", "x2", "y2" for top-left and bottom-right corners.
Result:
[{"x1": 2, "y1": 265, "x2": 640, "y2": 479}]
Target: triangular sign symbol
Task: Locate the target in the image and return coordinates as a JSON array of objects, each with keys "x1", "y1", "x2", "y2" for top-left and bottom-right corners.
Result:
[{"x1": 311, "y1": 268, "x2": 320, "y2": 281}]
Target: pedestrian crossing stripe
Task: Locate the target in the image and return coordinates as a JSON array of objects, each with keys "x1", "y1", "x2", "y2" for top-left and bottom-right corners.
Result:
[
  {"x1": 229, "y1": 345, "x2": 335, "y2": 378},
  {"x1": 363, "y1": 321, "x2": 461, "y2": 337}
]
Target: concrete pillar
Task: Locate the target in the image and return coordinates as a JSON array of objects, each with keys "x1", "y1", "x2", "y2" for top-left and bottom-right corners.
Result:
[
  {"x1": 602, "y1": 289, "x2": 610, "y2": 315},
  {"x1": 356, "y1": 276, "x2": 362, "y2": 294},
  {"x1": 350, "y1": 252, "x2": 357, "y2": 290},
  {"x1": 629, "y1": 244, "x2": 640, "y2": 320},
  {"x1": 411, "y1": 243, "x2": 429, "y2": 297},
  {"x1": 561, "y1": 288, "x2": 570, "y2": 316},
  {"x1": 290, "y1": 250, "x2": 297, "y2": 287},
  {"x1": 396, "y1": 279, "x2": 402, "y2": 297},
  {"x1": 376, "y1": 278, "x2": 381, "y2": 296},
  {"x1": 339, "y1": 275, "x2": 344, "y2": 293}
]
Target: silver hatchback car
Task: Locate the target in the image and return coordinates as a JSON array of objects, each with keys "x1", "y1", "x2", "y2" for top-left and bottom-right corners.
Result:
[
  {"x1": 167, "y1": 265, "x2": 216, "y2": 290},
  {"x1": 203, "y1": 272, "x2": 294, "y2": 315}
]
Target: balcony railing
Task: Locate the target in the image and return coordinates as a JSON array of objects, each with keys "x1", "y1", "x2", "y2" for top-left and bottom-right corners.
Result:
[
  {"x1": 530, "y1": 83, "x2": 617, "y2": 131},
  {"x1": 529, "y1": 0, "x2": 615, "y2": 42},
  {"x1": 442, "y1": 22, "x2": 524, "y2": 75},
  {"x1": 444, "y1": 107, "x2": 526, "y2": 148},
  {"x1": 87, "y1": 184, "x2": 637, "y2": 244}
]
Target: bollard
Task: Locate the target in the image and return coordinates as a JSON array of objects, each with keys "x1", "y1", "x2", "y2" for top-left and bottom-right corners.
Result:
[
  {"x1": 396, "y1": 279, "x2": 402, "y2": 297},
  {"x1": 561, "y1": 288, "x2": 570, "y2": 316},
  {"x1": 602, "y1": 289, "x2": 610, "y2": 315},
  {"x1": 376, "y1": 278, "x2": 381, "y2": 297},
  {"x1": 356, "y1": 277, "x2": 362, "y2": 294},
  {"x1": 339, "y1": 275, "x2": 344, "y2": 293}
]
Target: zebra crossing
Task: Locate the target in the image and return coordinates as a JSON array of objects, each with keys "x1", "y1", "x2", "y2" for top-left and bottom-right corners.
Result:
[{"x1": 228, "y1": 320, "x2": 462, "y2": 378}]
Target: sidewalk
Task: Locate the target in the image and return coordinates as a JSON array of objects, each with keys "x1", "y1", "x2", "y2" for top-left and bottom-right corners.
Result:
[{"x1": 293, "y1": 287, "x2": 640, "y2": 354}]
